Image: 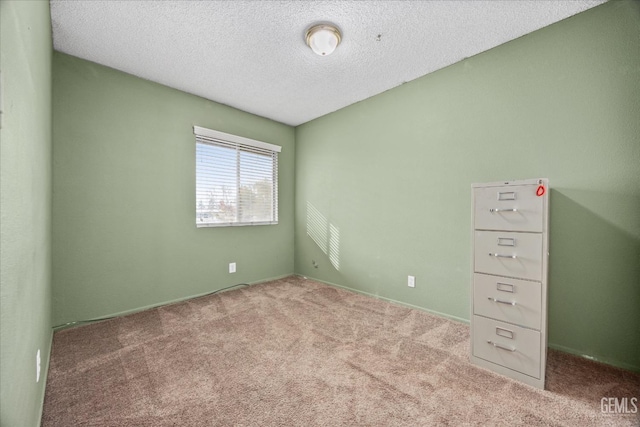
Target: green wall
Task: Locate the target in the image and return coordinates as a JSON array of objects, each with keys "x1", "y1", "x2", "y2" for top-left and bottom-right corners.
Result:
[
  {"x1": 295, "y1": 0, "x2": 640, "y2": 372},
  {"x1": 0, "y1": 1, "x2": 53, "y2": 426},
  {"x1": 52, "y1": 53, "x2": 295, "y2": 325}
]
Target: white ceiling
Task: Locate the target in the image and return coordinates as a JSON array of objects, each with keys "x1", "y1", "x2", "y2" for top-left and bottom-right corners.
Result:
[{"x1": 50, "y1": 0, "x2": 605, "y2": 126}]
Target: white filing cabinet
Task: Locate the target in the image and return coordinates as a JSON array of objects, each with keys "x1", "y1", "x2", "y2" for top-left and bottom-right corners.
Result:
[{"x1": 470, "y1": 178, "x2": 549, "y2": 389}]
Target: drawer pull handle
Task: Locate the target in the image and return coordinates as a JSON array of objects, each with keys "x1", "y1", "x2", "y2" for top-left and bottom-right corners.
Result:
[
  {"x1": 487, "y1": 340, "x2": 516, "y2": 352},
  {"x1": 489, "y1": 208, "x2": 518, "y2": 213},
  {"x1": 489, "y1": 253, "x2": 517, "y2": 259},
  {"x1": 488, "y1": 297, "x2": 516, "y2": 306}
]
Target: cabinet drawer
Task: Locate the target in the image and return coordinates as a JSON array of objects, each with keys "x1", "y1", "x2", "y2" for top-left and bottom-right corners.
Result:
[
  {"x1": 473, "y1": 274, "x2": 541, "y2": 330},
  {"x1": 472, "y1": 315, "x2": 541, "y2": 379},
  {"x1": 474, "y1": 231, "x2": 543, "y2": 281},
  {"x1": 474, "y1": 184, "x2": 544, "y2": 232}
]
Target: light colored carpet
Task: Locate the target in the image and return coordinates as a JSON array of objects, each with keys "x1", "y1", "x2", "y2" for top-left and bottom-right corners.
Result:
[{"x1": 42, "y1": 276, "x2": 640, "y2": 426}]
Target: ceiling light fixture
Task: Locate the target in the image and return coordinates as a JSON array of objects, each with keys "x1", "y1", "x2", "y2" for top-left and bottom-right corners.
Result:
[{"x1": 305, "y1": 24, "x2": 342, "y2": 56}]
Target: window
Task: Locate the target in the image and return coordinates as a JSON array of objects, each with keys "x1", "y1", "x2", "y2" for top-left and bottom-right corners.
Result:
[{"x1": 194, "y1": 126, "x2": 280, "y2": 227}]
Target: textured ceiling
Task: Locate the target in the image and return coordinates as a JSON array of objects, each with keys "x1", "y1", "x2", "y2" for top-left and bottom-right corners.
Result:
[{"x1": 50, "y1": 0, "x2": 605, "y2": 126}]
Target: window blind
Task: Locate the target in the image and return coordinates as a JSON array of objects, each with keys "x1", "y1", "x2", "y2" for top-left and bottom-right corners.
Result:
[{"x1": 195, "y1": 126, "x2": 280, "y2": 227}]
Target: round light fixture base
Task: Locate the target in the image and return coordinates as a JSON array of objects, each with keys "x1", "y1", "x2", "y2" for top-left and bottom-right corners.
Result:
[{"x1": 305, "y1": 24, "x2": 342, "y2": 56}]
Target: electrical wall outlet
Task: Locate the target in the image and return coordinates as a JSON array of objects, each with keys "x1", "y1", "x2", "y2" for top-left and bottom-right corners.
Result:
[
  {"x1": 36, "y1": 349, "x2": 41, "y2": 383},
  {"x1": 229, "y1": 262, "x2": 236, "y2": 273},
  {"x1": 408, "y1": 275, "x2": 416, "y2": 288}
]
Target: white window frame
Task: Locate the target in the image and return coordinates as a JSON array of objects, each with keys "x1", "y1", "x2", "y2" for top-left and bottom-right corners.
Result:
[{"x1": 194, "y1": 126, "x2": 281, "y2": 228}]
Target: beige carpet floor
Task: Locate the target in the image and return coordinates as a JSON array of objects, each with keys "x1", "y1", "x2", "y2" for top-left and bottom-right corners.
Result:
[{"x1": 42, "y1": 276, "x2": 640, "y2": 426}]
